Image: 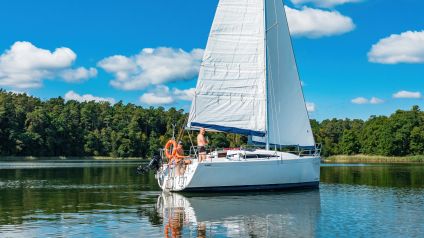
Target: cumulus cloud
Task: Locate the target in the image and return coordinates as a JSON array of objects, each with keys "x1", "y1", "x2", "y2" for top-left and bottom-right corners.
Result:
[
  {"x1": 173, "y1": 88, "x2": 195, "y2": 101},
  {"x1": 291, "y1": 0, "x2": 362, "y2": 8},
  {"x1": 351, "y1": 97, "x2": 368, "y2": 104},
  {"x1": 368, "y1": 31, "x2": 424, "y2": 64},
  {"x1": 64, "y1": 90, "x2": 115, "y2": 104},
  {"x1": 393, "y1": 90, "x2": 422, "y2": 99},
  {"x1": 369, "y1": 97, "x2": 384, "y2": 104},
  {"x1": 306, "y1": 102, "x2": 316, "y2": 112},
  {"x1": 285, "y1": 6, "x2": 355, "y2": 38},
  {"x1": 60, "y1": 67, "x2": 97, "y2": 82},
  {"x1": 140, "y1": 93, "x2": 174, "y2": 105},
  {"x1": 140, "y1": 85, "x2": 175, "y2": 105},
  {"x1": 98, "y1": 47, "x2": 204, "y2": 91},
  {"x1": 351, "y1": 97, "x2": 384, "y2": 104},
  {"x1": 0, "y1": 41, "x2": 97, "y2": 89},
  {"x1": 139, "y1": 85, "x2": 195, "y2": 105}
]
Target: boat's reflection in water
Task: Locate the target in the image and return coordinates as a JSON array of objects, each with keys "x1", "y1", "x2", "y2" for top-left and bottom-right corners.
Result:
[{"x1": 156, "y1": 189, "x2": 321, "y2": 237}]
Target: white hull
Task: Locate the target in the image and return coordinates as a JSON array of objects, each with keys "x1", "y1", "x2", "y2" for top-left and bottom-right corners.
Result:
[{"x1": 156, "y1": 150, "x2": 320, "y2": 192}]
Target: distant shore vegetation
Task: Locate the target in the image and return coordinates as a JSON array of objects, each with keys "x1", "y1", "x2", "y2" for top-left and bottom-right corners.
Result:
[
  {"x1": 311, "y1": 105, "x2": 424, "y2": 157},
  {"x1": 0, "y1": 90, "x2": 243, "y2": 158},
  {"x1": 325, "y1": 155, "x2": 424, "y2": 163},
  {"x1": 1, "y1": 90, "x2": 423, "y2": 159}
]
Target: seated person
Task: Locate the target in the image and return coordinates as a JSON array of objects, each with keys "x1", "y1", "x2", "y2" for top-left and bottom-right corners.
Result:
[{"x1": 170, "y1": 141, "x2": 192, "y2": 175}]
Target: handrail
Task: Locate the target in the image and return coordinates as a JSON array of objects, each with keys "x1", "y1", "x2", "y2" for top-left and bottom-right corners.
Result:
[{"x1": 158, "y1": 143, "x2": 321, "y2": 165}]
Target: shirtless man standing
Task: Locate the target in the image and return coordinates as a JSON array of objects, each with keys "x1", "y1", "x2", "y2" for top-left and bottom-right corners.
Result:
[{"x1": 197, "y1": 128, "x2": 208, "y2": 162}]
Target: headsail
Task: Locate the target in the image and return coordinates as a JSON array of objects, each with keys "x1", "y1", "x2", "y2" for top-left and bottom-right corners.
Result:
[
  {"x1": 263, "y1": 0, "x2": 315, "y2": 147},
  {"x1": 188, "y1": 0, "x2": 315, "y2": 147}
]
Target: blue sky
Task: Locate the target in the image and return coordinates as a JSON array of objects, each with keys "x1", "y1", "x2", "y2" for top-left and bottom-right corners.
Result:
[{"x1": 0, "y1": 0, "x2": 423, "y2": 121}]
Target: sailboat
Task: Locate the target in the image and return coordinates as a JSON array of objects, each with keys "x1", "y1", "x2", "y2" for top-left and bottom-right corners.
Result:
[{"x1": 155, "y1": 0, "x2": 321, "y2": 192}]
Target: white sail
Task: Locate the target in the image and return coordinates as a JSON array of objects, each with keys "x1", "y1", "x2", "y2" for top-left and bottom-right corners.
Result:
[
  {"x1": 188, "y1": 0, "x2": 315, "y2": 146},
  {"x1": 187, "y1": 0, "x2": 267, "y2": 136},
  {"x1": 264, "y1": 0, "x2": 315, "y2": 147}
]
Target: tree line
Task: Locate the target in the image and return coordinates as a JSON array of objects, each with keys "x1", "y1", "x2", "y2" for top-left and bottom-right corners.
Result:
[
  {"x1": 0, "y1": 90, "x2": 242, "y2": 158},
  {"x1": 311, "y1": 105, "x2": 424, "y2": 157},
  {"x1": 1, "y1": 90, "x2": 423, "y2": 158}
]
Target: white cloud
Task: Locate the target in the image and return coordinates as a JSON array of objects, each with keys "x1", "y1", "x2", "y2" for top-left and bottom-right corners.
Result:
[
  {"x1": 0, "y1": 41, "x2": 96, "y2": 89},
  {"x1": 64, "y1": 90, "x2": 115, "y2": 104},
  {"x1": 306, "y1": 102, "x2": 316, "y2": 112},
  {"x1": 291, "y1": 0, "x2": 362, "y2": 8},
  {"x1": 351, "y1": 97, "x2": 369, "y2": 104},
  {"x1": 393, "y1": 90, "x2": 422, "y2": 99},
  {"x1": 140, "y1": 85, "x2": 174, "y2": 105},
  {"x1": 98, "y1": 47, "x2": 204, "y2": 90},
  {"x1": 139, "y1": 85, "x2": 195, "y2": 106},
  {"x1": 370, "y1": 97, "x2": 384, "y2": 104},
  {"x1": 173, "y1": 88, "x2": 195, "y2": 101},
  {"x1": 351, "y1": 97, "x2": 384, "y2": 104},
  {"x1": 140, "y1": 93, "x2": 174, "y2": 105},
  {"x1": 60, "y1": 67, "x2": 97, "y2": 82},
  {"x1": 285, "y1": 6, "x2": 355, "y2": 38},
  {"x1": 96, "y1": 55, "x2": 137, "y2": 73},
  {"x1": 368, "y1": 31, "x2": 424, "y2": 64}
]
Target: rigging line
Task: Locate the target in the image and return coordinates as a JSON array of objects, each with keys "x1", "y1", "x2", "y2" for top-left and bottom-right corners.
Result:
[
  {"x1": 266, "y1": 22, "x2": 278, "y2": 32},
  {"x1": 266, "y1": 43, "x2": 274, "y2": 146},
  {"x1": 176, "y1": 114, "x2": 189, "y2": 144},
  {"x1": 266, "y1": 0, "x2": 281, "y2": 149},
  {"x1": 264, "y1": 0, "x2": 270, "y2": 150},
  {"x1": 187, "y1": 130, "x2": 197, "y2": 158},
  {"x1": 267, "y1": 0, "x2": 275, "y2": 147},
  {"x1": 273, "y1": 0, "x2": 283, "y2": 147}
]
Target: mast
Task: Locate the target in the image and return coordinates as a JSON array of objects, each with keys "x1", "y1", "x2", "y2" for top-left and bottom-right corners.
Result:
[{"x1": 264, "y1": 0, "x2": 270, "y2": 151}]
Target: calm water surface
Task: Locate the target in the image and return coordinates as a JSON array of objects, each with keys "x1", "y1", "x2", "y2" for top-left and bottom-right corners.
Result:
[{"x1": 0, "y1": 162, "x2": 423, "y2": 237}]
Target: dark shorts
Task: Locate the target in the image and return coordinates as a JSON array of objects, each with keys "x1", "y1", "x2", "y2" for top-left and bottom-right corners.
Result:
[{"x1": 198, "y1": 146, "x2": 206, "y2": 153}]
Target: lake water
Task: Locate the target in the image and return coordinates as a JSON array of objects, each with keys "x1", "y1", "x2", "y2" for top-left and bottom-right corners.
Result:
[{"x1": 0, "y1": 162, "x2": 423, "y2": 238}]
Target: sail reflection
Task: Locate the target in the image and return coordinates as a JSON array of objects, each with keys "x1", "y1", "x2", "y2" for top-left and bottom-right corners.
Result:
[{"x1": 156, "y1": 190, "x2": 321, "y2": 237}]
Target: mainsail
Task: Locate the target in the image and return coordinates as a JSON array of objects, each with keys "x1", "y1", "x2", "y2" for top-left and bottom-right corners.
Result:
[
  {"x1": 188, "y1": 0, "x2": 267, "y2": 136},
  {"x1": 188, "y1": 0, "x2": 315, "y2": 147}
]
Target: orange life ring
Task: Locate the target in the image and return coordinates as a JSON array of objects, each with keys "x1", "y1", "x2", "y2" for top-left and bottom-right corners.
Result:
[{"x1": 164, "y1": 139, "x2": 177, "y2": 160}]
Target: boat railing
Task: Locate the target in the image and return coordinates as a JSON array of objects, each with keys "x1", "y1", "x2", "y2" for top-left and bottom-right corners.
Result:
[
  {"x1": 189, "y1": 146, "x2": 199, "y2": 159},
  {"x1": 158, "y1": 149, "x2": 193, "y2": 185},
  {"x1": 159, "y1": 148, "x2": 196, "y2": 160},
  {"x1": 288, "y1": 144, "x2": 322, "y2": 157},
  {"x1": 159, "y1": 143, "x2": 321, "y2": 166},
  {"x1": 240, "y1": 144, "x2": 322, "y2": 157}
]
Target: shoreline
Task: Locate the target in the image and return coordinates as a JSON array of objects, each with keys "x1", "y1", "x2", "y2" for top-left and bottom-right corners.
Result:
[
  {"x1": 323, "y1": 155, "x2": 424, "y2": 164},
  {"x1": 2, "y1": 155, "x2": 424, "y2": 164},
  {"x1": 0, "y1": 156, "x2": 148, "y2": 162}
]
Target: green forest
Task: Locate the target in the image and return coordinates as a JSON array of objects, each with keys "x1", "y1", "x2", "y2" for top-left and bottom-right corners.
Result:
[{"x1": 1, "y1": 90, "x2": 423, "y2": 158}]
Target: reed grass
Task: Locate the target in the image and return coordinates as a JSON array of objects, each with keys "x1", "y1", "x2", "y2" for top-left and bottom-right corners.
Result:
[{"x1": 325, "y1": 154, "x2": 424, "y2": 163}]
